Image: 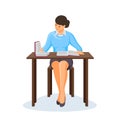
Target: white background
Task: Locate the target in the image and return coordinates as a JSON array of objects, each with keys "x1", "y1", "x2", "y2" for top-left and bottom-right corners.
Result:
[{"x1": 0, "y1": 0, "x2": 120, "y2": 126}]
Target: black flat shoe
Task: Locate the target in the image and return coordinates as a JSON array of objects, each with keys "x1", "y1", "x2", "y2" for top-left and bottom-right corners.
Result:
[
  {"x1": 59, "y1": 102, "x2": 65, "y2": 107},
  {"x1": 56, "y1": 100, "x2": 60, "y2": 105}
]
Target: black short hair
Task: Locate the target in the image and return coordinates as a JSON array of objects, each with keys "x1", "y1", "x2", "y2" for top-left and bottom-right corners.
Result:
[{"x1": 55, "y1": 15, "x2": 70, "y2": 28}]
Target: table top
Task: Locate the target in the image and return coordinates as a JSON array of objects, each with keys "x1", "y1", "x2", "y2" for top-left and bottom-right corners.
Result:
[{"x1": 27, "y1": 52, "x2": 94, "y2": 59}]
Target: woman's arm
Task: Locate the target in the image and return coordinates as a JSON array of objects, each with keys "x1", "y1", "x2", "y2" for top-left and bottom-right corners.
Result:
[
  {"x1": 69, "y1": 32, "x2": 84, "y2": 55},
  {"x1": 41, "y1": 33, "x2": 52, "y2": 52}
]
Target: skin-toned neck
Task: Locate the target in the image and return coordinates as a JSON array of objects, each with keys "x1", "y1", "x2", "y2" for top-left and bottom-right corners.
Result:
[{"x1": 57, "y1": 30, "x2": 64, "y2": 35}]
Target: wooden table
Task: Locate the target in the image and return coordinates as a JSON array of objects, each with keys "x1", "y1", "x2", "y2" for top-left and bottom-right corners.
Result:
[{"x1": 27, "y1": 52, "x2": 94, "y2": 106}]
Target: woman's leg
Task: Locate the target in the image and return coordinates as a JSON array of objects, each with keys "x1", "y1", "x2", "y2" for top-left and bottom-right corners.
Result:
[
  {"x1": 52, "y1": 60, "x2": 69, "y2": 103},
  {"x1": 51, "y1": 61, "x2": 60, "y2": 86},
  {"x1": 51, "y1": 61, "x2": 60, "y2": 101},
  {"x1": 59, "y1": 61, "x2": 69, "y2": 103}
]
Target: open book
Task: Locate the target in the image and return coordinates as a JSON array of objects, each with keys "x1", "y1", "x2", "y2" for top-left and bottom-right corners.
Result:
[
  {"x1": 34, "y1": 41, "x2": 49, "y2": 56},
  {"x1": 57, "y1": 51, "x2": 79, "y2": 56}
]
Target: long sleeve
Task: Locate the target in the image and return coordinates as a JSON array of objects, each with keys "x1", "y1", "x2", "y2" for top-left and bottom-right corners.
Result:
[
  {"x1": 43, "y1": 33, "x2": 52, "y2": 52},
  {"x1": 69, "y1": 33, "x2": 83, "y2": 51}
]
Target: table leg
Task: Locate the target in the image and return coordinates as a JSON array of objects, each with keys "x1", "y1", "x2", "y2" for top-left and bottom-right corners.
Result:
[
  {"x1": 47, "y1": 67, "x2": 52, "y2": 97},
  {"x1": 83, "y1": 59, "x2": 88, "y2": 106},
  {"x1": 32, "y1": 59, "x2": 37, "y2": 106}
]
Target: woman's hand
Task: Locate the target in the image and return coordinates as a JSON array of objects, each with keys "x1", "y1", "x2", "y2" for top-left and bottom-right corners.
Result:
[
  {"x1": 40, "y1": 48, "x2": 44, "y2": 52},
  {"x1": 76, "y1": 51, "x2": 84, "y2": 55}
]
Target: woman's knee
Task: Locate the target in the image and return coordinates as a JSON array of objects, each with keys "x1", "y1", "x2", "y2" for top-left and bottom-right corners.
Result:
[
  {"x1": 51, "y1": 61, "x2": 59, "y2": 68},
  {"x1": 59, "y1": 61, "x2": 69, "y2": 69}
]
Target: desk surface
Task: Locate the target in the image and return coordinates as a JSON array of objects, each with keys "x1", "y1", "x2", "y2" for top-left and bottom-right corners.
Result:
[{"x1": 27, "y1": 52, "x2": 94, "y2": 59}]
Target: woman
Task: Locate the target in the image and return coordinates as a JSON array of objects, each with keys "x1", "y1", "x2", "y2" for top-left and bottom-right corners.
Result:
[{"x1": 41, "y1": 15, "x2": 84, "y2": 107}]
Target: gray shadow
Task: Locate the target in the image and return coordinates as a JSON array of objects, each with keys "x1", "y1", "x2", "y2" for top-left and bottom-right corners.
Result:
[{"x1": 23, "y1": 94, "x2": 96, "y2": 112}]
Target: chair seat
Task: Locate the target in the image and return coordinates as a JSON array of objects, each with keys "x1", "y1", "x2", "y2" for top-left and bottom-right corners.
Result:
[{"x1": 47, "y1": 66, "x2": 74, "y2": 97}]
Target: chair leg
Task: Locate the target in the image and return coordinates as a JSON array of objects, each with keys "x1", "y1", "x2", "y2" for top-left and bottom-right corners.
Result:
[
  {"x1": 69, "y1": 67, "x2": 74, "y2": 97},
  {"x1": 47, "y1": 67, "x2": 52, "y2": 97}
]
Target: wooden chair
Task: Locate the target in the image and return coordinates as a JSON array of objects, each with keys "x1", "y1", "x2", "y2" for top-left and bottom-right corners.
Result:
[{"x1": 47, "y1": 66, "x2": 74, "y2": 97}]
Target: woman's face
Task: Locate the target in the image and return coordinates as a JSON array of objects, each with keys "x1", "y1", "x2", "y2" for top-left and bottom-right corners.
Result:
[{"x1": 55, "y1": 23, "x2": 65, "y2": 34}]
